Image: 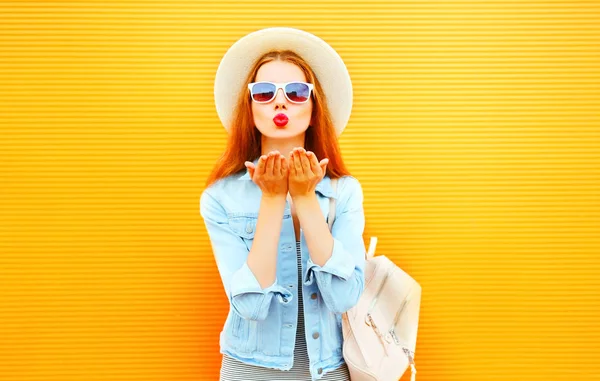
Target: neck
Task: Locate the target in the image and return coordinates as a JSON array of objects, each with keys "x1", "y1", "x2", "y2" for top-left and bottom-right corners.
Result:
[{"x1": 261, "y1": 133, "x2": 305, "y2": 157}]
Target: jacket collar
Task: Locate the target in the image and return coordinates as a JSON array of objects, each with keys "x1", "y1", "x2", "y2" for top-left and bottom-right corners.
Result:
[{"x1": 238, "y1": 157, "x2": 337, "y2": 199}]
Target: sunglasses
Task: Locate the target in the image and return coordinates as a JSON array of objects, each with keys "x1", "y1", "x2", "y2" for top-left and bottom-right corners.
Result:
[{"x1": 248, "y1": 81, "x2": 314, "y2": 104}]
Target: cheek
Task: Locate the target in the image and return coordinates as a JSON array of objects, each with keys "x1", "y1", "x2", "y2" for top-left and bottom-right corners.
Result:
[
  {"x1": 297, "y1": 105, "x2": 313, "y2": 123},
  {"x1": 251, "y1": 104, "x2": 268, "y2": 123}
]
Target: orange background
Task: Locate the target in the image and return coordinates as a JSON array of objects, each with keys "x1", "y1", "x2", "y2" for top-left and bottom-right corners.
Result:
[{"x1": 1, "y1": 1, "x2": 600, "y2": 380}]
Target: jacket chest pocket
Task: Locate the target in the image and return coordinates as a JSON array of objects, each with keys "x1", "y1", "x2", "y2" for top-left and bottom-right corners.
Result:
[{"x1": 227, "y1": 214, "x2": 258, "y2": 250}]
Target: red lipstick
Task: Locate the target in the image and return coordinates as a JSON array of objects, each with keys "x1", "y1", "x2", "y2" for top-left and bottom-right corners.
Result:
[{"x1": 273, "y1": 113, "x2": 289, "y2": 127}]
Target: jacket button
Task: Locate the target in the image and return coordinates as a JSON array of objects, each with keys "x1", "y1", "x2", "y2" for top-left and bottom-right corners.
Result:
[
  {"x1": 312, "y1": 332, "x2": 319, "y2": 340},
  {"x1": 318, "y1": 368, "x2": 323, "y2": 374},
  {"x1": 311, "y1": 293, "x2": 317, "y2": 300},
  {"x1": 245, "y1": 223, "x2": 253, "y2": 234}
]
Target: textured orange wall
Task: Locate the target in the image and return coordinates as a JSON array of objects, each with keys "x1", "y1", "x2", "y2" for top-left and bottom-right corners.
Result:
[{"x1": 1, "y1": 1, "x2": 599, "y2": 380}]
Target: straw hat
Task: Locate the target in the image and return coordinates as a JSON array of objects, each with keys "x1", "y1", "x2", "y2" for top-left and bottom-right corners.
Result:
[{"x1": 214, "y1": 27, "x2": 353, "y2": 136}]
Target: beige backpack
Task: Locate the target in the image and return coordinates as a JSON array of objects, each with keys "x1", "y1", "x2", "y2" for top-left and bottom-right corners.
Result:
[{"x1": 329, "y1": 179, "x2": 422, "y2": 381}]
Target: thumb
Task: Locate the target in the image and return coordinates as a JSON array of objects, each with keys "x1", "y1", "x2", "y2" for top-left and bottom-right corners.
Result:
[
  {"x1": 319, "y1": 158, "x2": 329, "y2": 175},
  {"x1": 245, "y1": 161, "x2": 255, "y2": 178}
]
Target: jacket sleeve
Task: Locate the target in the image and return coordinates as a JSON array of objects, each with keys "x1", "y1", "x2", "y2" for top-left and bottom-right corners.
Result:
[
  {"x1": 200, "y1": 189, "x2": 293, "y2": 321},
  {"x1": 303, "y1": 177, "x2": 366, "y2": 314}
]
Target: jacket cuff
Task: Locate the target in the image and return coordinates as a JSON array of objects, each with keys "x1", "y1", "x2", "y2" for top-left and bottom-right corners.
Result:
[
  {"x1": 303, "y1": 238, "x2": 356, "y2": 286},
  {"x1": 230, "y1": 261, "x2": 293, "y2": 320}
]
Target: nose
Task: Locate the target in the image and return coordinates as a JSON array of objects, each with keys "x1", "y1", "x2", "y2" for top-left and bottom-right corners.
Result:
[{"x1": 274, "y1": 88, "x2": 287, "y2": 109}]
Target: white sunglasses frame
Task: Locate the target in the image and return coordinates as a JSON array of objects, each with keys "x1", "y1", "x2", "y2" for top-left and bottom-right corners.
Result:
[{"x1": 247, "y1": 81, "x2": 314, "y2": 104}]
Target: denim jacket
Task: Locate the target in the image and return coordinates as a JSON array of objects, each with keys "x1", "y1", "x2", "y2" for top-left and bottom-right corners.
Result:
[{"x1": 199, "y1": 160, "x2": 366, "y2": 380}]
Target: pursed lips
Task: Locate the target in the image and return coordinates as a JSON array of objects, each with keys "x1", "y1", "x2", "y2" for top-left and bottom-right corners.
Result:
[{"x1": 273, "y1": 113, "x2": 289, "y2": 127}]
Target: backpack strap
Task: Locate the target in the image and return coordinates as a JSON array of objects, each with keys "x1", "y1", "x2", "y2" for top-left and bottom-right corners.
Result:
[{"x1": 327, "y1": 178, "x2": 378, "y2": 260}]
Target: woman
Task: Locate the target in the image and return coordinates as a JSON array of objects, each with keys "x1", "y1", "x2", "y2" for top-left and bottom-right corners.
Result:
[{"x1": 200, "y1": 27, "x2": 367, "y2": 381}]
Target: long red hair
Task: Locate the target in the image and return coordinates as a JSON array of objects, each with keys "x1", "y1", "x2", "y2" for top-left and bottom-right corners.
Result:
[{"x1": 205, "y1": 50, "x2": 351, "y2": 188}]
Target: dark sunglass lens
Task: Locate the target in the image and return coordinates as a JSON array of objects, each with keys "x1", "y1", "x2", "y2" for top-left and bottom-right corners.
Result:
[
  {"x1": 285, "y1": 82, "x2": 310, "y2": 102},
  {"x1": 252, "y1": 82, "x2": 276, "y2": 102}
]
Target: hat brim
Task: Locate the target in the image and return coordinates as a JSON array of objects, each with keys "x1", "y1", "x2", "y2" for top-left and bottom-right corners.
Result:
[{"x1": 214, "y1": 27, "x2": 352, "y2": 137}]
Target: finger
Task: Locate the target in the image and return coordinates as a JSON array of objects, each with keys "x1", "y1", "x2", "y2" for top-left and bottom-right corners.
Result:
[
  {"x1": 266, "y1": 153, "x2": 275, "y2": 175},
  {"x1": 281, "y1": 156, "x2": 288, "y2": 176},
  {"x1": 288, "y1": 152, "x2": 297, "y2": 176},
  {"x1": 256, "y1": 155, "x2": 267, "y2": 175},
  {"x1": 293, "y1": 149, "x2": 303, "y2": 174},
  {"x1": 299, "y1": 150, "x2": 313, "y2": 175},
  {"x1": 307, "y1": 152, "x2": 320, "y2": 174},
  {"x1": 273, "y1": 152, "x2": 281, "y2": 175}
]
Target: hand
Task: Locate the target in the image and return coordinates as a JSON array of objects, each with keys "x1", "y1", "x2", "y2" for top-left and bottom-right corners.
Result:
[
  {"x1": 245, "y1": 151, "x2": 289, "y2": 198},
  {"x1": 288, "y1": 147, "x2": 329, "y2": 199}
]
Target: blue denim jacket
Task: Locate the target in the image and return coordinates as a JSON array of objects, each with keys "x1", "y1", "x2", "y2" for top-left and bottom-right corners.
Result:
[{"x1": 199, "y1": 160, "x2": 366, "y2": 380}]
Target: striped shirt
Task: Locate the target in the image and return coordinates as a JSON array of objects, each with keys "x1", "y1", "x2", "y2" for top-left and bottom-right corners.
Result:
[{"x1": 220, "y1": 240, "x2": 350, "y2": 380}]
